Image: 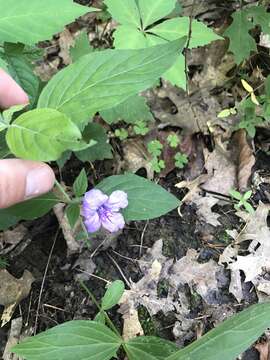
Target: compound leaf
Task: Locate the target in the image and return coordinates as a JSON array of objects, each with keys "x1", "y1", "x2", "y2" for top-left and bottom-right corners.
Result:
[
  {"x1": 104, "y1": 0, "x2": 141, "y2": 27},
  {"x1": 138, "y1": 0, "x2": 178, "y2": 29}
]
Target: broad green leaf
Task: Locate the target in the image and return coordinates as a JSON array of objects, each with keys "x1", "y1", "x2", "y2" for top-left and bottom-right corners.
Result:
[
  {"x1": 0, "y1": 0, "x2": 97, "y2": 45},
  {"x1": 150, "y1": 18, "x2": 222, "y2": 48},
  {"x1": 101, "y1": 280, "x2": 125, "y2": 311},
  {"x1": 248, "y1": 6, "x2": 270, "y2": 35},
  {"x1": 113, "y1": 25, "x2": 148, "y2": 49},
  {"x1": 0, "y1": 56, "x2": 8, "y2": 72},
  {"x1": 104, "y1": 0, "x2": 141, "y2": 27},
  {"x1": 75, "y1": 123, "x2": 113, "y2": 162},
  {"x1": 166, "y1": 302, "x2": 270, "y2": 360},
  {"x1": 138, "y1": 0, "x2": 177, "y2": 29},
  {"x1": 4, "y1": 54, "x2": 40, "y2": 107},
  {"x1": 100, "y1": 95, "x2": 153, "y2": 124},
  {"x1": 12, "y1": 320, "x2": 122, "y2": 360},
  {"x1": 70, "y1": 31, "x2": 93, "y2": 63},
  {"x1": 126, "y1": 336, "x2": 178, "y2": 360},
  {"x1": 0, "y1": 192, "x2": 58, "y2": 230},
  {"x1": 97, "y1": 174, "x2": 180, "y2": 221},
  {"x1": 224, "y1": 10, "x2": 257, "y2": 64},
  {"x1": 38, "y1": 39, "x2": 186, "y2": 127},
  {"x1": 73, "y1": 168, "x2": 88, "y2": 197},
  {"x1": 94, "y1": 312, "x2": 106, "y2": 324},
  {"x1": 163, "y1": 54, "x2": 186, "y2": 90},
  {"x1": 0, "y1": 131, "x2": 10, "y2": 158},
  {"x1": 66, "y1": 204, "x2": 80, "y2": 228},
  {"x1": 6, "y1": 108, "x2": 86, "y2": 161},
  {"x1": 2, "y1": 104, "x2": 27, "y2": 124}
]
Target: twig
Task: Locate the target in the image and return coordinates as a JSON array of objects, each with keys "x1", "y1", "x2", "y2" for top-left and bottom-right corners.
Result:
[{"x1": 34, "y1": 229, "x2": 60, "y2": 335}]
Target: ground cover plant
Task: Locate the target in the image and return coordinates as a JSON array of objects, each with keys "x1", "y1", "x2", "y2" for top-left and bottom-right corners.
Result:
[{"x1": 2, "y1": 0, "x2": 270, "y2": 359}]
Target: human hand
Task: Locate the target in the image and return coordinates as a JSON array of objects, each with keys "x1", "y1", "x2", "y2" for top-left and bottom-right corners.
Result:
[{"x1": 0, "y1": 69, "x2": 55, "y2": 209}]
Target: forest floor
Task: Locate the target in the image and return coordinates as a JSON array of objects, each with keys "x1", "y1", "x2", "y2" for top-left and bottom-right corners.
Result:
[{"x1": 1, "y1": 1, "x2": 270, "y2": 359}]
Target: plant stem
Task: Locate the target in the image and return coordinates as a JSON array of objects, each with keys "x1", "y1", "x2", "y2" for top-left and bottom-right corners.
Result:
[
  {"x1": 79, "y1": 280, "x2": 122, "y2": 338},
  {"x1": 54, "y1": 179, "x2": 71, "y2": 203}
]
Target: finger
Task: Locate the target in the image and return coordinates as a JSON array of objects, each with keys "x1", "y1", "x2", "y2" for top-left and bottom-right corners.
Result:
[
  {"x1": 0, "y1": 159, "x2": 55, "y2": 209},
  {"x1": 0, "y1": 69, "x2": 29, "y2": 109}
]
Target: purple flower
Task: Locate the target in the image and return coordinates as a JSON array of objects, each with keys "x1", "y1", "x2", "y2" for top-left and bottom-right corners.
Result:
[{"x1": 82, "y1": 189, "x2": 128, "y2": 233}]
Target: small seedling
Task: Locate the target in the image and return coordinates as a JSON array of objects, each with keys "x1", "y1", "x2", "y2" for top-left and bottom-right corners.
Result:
[
  {"x1": 133, "y1": 120, "x2": 149, "y2": 135},
  {"x1": 115, "y1": 128, "x2": 128, "y2": 140},
  {"x1": 229, "y1": 189, "x2": 255, "y2": 214},
  {"x1": 147, "y1": 140, "x2": 163, "y2": 157},
  {"x1": 0, "y1": 257, "x2": 8, "y2": 269},
  {"x1": 167, "y1": 133, "x2": 180, "y2": 148},
  {"x1": 175, "y1": 152, "x2": 188, "y2": 169},
  {"x1": 150, "y1": 158, "x2": 165, "y2": 173}
]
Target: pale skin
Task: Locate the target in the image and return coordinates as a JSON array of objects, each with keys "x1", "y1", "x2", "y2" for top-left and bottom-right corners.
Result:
[{"x1": 0, "y1": 69, "x2": 55, "y2": 209}]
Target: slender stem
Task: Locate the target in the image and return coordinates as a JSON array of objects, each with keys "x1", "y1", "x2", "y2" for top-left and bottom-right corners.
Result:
[
  {"x1": 54, "y1": 179, "x2": 71, "y2": 203},
  {"x1": 79, "y1": 280, "x2": 122, "y2": 338}
]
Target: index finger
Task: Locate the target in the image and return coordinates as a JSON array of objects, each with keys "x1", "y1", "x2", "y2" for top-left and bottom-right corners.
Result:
[{"x1": 0, "y1": 69, "x2": 29, "y2": 108}]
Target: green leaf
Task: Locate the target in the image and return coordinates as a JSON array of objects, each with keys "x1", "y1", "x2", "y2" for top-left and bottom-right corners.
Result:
[
  {"x1": 229, "y1": 189, "x2": 242, "y2": 201},
  {"x1": 0, "y1": 56, "x2": 8, "y2": 72},
  {"x1": 94, "y1": 312, "x2": 106, "y2": 324},
  {"x1": 12, "y1": 320, "x2": 122, "y2": 360},
  {"x1": 125, "y1": 336, "x2": 178, "y2": 360},
  {"x1": 70, "y1": 31, "x2": 93, "y2": 63},
  {"x1": 224, "y1": 10, "x2": 257, "y2": 64},
  {"x1": 0, "y1": 0, "x2": 97, "y2": 45},
  {"x1": 101, "y1": 280, "x2": 125, "y2": 311},
  {"x1": 97, "y1": 174, "x2": 180, "y2": 221},
  {"x1": 0, "y1": 192, "x2": 58, "y2": 230},
  {"x1": 75, "y1": 123, "x2": 113, "y2": 162},
  {"x1": 104, "y1": 0, "x2": 141, "y2": 27},
  {"x1": 66, "y1": 204, "x2": 80, "y2": 228},
  {"x1": 2, "y1": 104, "x2": 27, "y2": 124},
  {"x1": 248, "y1": 6, "x2": 270, "y2": 35},
  {"x1": 100, "y1": 95, "x2": 153, "y2": 125},
  {"x1": 138, "y1": 0, "x2": 177, "y2": 29},
  {"x1": 166, "y1": 302, "x2": 270, "y2": 360},
  {"x1": 243, "y1": 190, "x2": 252, "y2": 200},
  {"x1": 163, "y1": 54, "x2": 186, "y2": 90},
  {"x1": 150, "y1": 18, "x2": 222, "y2": 48},
  {"x1": 73, "y1": 168, "x2": 88, "y2": 197},
  {"x1": 113, "y1": 25, "x2": 148, "y2": 49},
  {"x1": 4, "y1": 53, "x2": 40, "y2": 107},
  {"x1": 6, "y1": 108, "x2": 87, "y2": 161},
  {"x1": 37, "y1": 39, "x2": 186, "y2": 127}
]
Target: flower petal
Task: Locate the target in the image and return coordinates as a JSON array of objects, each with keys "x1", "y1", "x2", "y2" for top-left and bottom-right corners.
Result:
[
  {"x1": 83, "y1": 189, "x2": 108, "y2": 214},
  {"x1": 84, "y1": 212, "x2": 101, "y2": 233},
  {"x1": 101, "y1": 212, "x2": 125, "y2": 233},
  {"x1": 106, "y1": 191, "x2": 128, "y2": 212}
]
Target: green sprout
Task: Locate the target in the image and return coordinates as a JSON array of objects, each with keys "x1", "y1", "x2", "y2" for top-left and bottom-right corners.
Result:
[
  {"x1": 133, "y1": 120, "x2": 149, "y2": 136},
  {"x1": 150, "y1": 158, "x2": 165, "y2": 173},
  {"x1": 0, "y1": 257, "x2": 8, "y2": 269},
  {"x1": 229, "y1": 189, "x2": 255, "y2": 214},
  {"x1": 147, "y1": 140, "x2": 163, "y2": 157},
  {"x1": 167, "y1": 133, "x2": 179, "y2": 148},
  {"x1": 115, "y1": 128, "x2": 128, "y2": 140},
  {"x1": 175, "y1": 152, "x2": 188, "y2": 169}
]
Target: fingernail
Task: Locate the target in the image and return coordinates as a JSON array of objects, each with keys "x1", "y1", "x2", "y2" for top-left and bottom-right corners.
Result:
[{"x1": 25, "y1": 167, "x2": 52, "y2": 198}]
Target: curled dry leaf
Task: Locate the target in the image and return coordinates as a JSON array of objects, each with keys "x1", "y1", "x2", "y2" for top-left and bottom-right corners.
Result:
[
  {"x1": 0, "y1": 269, "x2": 34, "y2": 326},
  {"x1": 233, "y1": 129, "x2": 255, "y2": 192}
]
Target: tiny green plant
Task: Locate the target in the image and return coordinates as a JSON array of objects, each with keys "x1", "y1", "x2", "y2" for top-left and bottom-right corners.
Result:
[
  {"x1": 175, "y1": 152, "x2": 188, "y2": 169},
  {"x1": 133, "y1": 120, "x2": 149, "y2": 135},
  {"x1": 229, "y1": 189, "x2": 255, "y2": 214},
  {"x1": 115, "y1": 128, "x2": 129, "y2": 140},
  {"x1": 147, "y1": 140, "x2": 163, "y2": 157},
  {"x1": 0, "y1": 257, "x2": 8, "y2": 269},
  {"x1": 167, "y1": 133, "x2": 180, "y2": 148}
]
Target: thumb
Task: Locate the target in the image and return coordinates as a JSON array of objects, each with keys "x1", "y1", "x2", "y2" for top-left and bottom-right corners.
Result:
[{"x1": 0, "y1": 159, "x2": 55, "y2": 209}]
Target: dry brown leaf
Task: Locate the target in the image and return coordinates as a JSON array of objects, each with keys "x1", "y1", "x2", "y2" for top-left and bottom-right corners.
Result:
[
  {"x1": 192, "y1": 194, "x2": 221, "y2": 227},
  {"x1": 3, "y1": 317, "x2": 23, "y2": 360},
  {"x1": 0, "y1": 270, "x2": 34, "y2": 326},
  {"x1": 202, "y1": 145, "x2": 237, "y2": 195},
  {"x1": 0, "y1": 225, "x2": 27, "y2": 255},
  {"x1": 175, "y1": 174, "x2": 209, "y2": 203},
  {"x1": 233, "y1": 129, "x2": 255, "y2": 192},
  {"x1": 122, "y1": 139, "x2": 153, "y2": 179},
  {"x1": 58, "y1": 28, "x2": 75, "y2": 65},
  {"x1": 255, "y1": 341, "x2": 270, "y2": 360}
]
